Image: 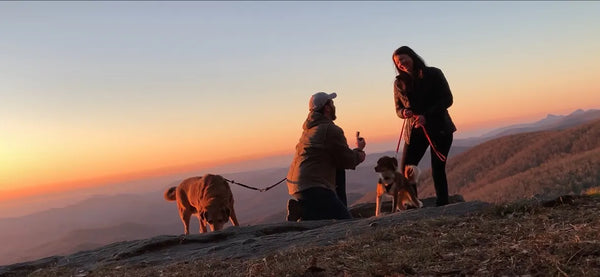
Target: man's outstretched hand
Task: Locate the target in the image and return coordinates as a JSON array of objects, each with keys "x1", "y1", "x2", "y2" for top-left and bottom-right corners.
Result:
[{"x1": 356, "y1": 131, "x2": 366, "y2": 150}]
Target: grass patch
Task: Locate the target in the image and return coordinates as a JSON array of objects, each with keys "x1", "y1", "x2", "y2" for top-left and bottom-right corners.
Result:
[{"x1": 584, "y1": 186, "x2": 600, "y2": 196}]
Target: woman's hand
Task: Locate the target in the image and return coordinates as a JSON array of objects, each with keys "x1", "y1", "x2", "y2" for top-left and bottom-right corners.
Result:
[{"x1": 413, "y1": 115, "x2": 426, "y2": 128}]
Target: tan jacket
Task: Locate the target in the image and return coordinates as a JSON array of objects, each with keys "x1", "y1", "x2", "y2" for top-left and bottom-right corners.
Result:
[{"x1": 286, "y1": 111, "x2": 364, "y2": 195}]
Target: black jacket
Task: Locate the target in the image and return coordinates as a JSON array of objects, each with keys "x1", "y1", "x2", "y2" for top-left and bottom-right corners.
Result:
[{"x1": 394, "y1": 66, "x2": 457, "y2": 142}]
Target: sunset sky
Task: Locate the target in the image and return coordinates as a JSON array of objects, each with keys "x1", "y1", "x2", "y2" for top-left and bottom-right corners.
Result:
[{"x1": 1, "y1": 2, "x2": 599, "y2": 198}]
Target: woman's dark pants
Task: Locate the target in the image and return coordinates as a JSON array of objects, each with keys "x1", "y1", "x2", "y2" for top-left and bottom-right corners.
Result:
[{"x1": 401, "y1": 127, "x2": 453, "y2": 206}]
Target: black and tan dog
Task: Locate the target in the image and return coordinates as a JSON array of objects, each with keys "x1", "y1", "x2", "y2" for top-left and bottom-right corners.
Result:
[
  {"x1": 374, "y1": 156, "x2": 423, "y2": 216},
  {"x1": 164, "y1": 174, "x2": 239, "y2": 234}
]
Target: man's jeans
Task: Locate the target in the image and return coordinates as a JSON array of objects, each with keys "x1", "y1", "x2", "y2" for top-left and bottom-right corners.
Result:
[{"x1": 291, "y1": 187, "x2": 352, "y2": 220}]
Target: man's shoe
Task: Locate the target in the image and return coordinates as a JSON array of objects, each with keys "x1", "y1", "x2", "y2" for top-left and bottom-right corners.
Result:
[{"x1": 286, "y1": 199, "x2": 302, "y2": 222}]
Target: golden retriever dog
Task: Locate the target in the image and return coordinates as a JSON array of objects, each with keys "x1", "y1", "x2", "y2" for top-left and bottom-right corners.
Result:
[
  {"x1": 374, "y1": 156, "x2": 423, "y2": 217},
  {"x1": 164, "y1": 174, "x2": 239, "y2": 234}
]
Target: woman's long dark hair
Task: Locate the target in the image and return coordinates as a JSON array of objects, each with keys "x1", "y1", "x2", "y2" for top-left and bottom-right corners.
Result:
[{"x1": 392, "y1": 46, "x2": 427, "y2": 76}]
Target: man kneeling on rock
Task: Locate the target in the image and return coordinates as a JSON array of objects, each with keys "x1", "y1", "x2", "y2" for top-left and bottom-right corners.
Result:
[{"x1": 286, "y1": 92, "x2": 366, "y2": 221}]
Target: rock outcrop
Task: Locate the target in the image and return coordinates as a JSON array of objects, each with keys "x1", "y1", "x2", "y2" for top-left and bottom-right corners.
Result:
[{"x1": 0, "y1": 196, "x2": 486, "y2": 276}]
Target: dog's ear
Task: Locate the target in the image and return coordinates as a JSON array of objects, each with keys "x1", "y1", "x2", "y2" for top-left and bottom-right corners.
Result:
[{"x1": 392, "y1": 158, "x2": 398, "y2": 169}]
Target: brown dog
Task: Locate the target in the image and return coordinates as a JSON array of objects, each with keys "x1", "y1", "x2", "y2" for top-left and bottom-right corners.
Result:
[
  {"x1": 374, "y1": 156, "x2": 422, "y2": 216},
  {"x1": 164, "y1": 174, "x2": 239, "y2": 234}
]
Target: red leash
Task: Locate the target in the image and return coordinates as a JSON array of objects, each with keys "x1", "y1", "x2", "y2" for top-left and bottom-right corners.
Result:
[
  {"x1": 420, "y1": 125, "x2": 447, "y2": 162},
  {"x1": 395, "y1": 119, "x2": 406, "y2": 157},
  {"x1": 395, "y1": 118, "x2": 447, "y2": 162}
]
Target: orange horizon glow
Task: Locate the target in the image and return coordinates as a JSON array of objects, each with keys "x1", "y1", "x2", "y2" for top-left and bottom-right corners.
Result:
[
  {"x1": 0, "y1": 121, "x2": 531, "y2": 201},
  {"x1": 3, "y1": 106, "x2": 600, "y2": 203},
  {"x1": 0, "y1": 146, "x2": 296, "y2": 201}
]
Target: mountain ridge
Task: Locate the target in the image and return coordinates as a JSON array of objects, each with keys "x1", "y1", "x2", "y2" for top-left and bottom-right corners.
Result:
[
  {"x1": 417, "y1": 118, "x2": 600, "y2": 203},
  {"x1": 453, "y1": 108, "x2": 600, "y2": 147}
]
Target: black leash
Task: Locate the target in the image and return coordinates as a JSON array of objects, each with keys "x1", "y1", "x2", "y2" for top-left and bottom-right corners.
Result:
[{"x1": 223, "y1": 177, "x2": 287, "y2": 192}]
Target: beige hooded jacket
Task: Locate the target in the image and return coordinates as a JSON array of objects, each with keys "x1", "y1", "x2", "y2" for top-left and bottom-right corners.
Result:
[{"x1": 286, "y1": 111, "x2": 364, "y2": 195}]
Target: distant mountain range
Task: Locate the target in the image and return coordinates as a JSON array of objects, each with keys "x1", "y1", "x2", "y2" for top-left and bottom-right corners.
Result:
[
  {"x1": 418, "y1": 118, "x2": 600, "y2": 203},
  {"x1": 352, "y1": 109, "x2": 600, "y2": 206},
  {"x1": 0, "y1": 108, "x2": 599, "y2": 266},
  {"x1": 453, "y1": 109, "x2": 600, "y2": 147}
]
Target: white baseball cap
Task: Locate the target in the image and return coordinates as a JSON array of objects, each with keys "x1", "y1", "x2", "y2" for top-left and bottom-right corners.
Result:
[{"x1": 309, "y1": 92, "x2": 337, "y2": 111}]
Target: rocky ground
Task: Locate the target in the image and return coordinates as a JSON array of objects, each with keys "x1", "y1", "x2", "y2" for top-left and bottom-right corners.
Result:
[{"x1": 0, "y1": 195, "x2": 486, "y2": 276}]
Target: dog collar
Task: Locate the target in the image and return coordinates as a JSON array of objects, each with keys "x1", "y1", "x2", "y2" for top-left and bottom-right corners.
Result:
[{"x1": 384, "y1": 183, "x2": 393, "y2": 193}]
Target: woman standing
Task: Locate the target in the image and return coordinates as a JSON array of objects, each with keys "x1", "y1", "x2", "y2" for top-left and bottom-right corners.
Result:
[{"x1": 392, "y1": 46, "x2": 456, "y2": 206}]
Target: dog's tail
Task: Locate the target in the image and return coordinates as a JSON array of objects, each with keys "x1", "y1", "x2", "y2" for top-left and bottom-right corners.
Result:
[
  {"x1": 405, "y1": 165, "x2": 420, "y2": 184},
  {"x1": 164, "y1": 187, "x2": 177, "y2": 201}
]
